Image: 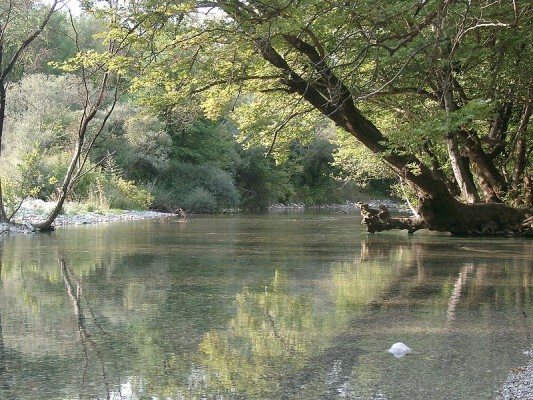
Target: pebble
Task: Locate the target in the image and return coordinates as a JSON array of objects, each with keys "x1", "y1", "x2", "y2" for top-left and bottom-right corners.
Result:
[
  {"x1": 496, "y1": 348, "x2": 533, "y2": 399},
  {"x1": 0, "y1": 200, "x2": 170, "y2": 235}
]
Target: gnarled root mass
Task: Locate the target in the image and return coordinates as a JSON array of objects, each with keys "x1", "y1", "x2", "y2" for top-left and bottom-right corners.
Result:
[
  {"x1": 514, "y1": 215, "x2": 533, "y2": 237},
  {"x1": 356, "y1": 203, "x2": 533, "y2": 237},
  {"x1": 356, "y1": 203, "x2": 427, "y2": 234}
]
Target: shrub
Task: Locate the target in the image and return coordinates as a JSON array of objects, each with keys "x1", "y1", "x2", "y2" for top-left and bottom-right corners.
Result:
[
  {"x1": 181, "y1": 187, "x2": 218, "y2": 213},
  {"x1": 156, "y1": 162, "x2": 239, "y2": 212},
  {"x1": 89, "y1": 176, "x2": 153, "y2": 210},
  {"x1": 150, "y1": 186, "x2": 179, "y2": 212},
  {"x1": 109, "y1": 177, "x2": 153, "y2": 210},
  {"x1": 235, "y1": 147, "x2": 294, "y2": 210},
  {"x1": 1, "y1": 145, "x2": 47, "y2": 220}
]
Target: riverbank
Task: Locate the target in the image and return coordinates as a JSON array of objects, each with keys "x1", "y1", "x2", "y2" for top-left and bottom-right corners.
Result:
[
  {"x1": 496, "y1": 347, "x2": 533, "y2": 399},
  {"x1": 0, "y1": 198, "x2": 406, "y2": 236},
  {"x1": 0, "y1": 199, "x2": 169, "y2": 235}
]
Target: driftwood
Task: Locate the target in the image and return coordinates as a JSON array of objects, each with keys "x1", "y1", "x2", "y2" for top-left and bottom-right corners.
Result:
[
  {"x1": 174, "y1": 207, "x2": 187, "y2": 221},
  {"x1": 356, "y1": 203, "x2": 533, "y2": 237},
  {"x1": 356, "y1": 203, "x2": 427, "y2": 234},
  {"x1": 513, "y1": 215, "x2": 533, "y2": 236}
]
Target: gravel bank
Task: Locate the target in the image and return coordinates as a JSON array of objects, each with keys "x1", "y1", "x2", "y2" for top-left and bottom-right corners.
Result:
[
  {"x1": 0, "y1": 199, "x2": 405, "y2": 235},
  {"x1": 0, "y1": 200, "x2": 169, "y2": 235},
  {"x1": 496, "y1": 348, "x2": 533, "y2": 399}
]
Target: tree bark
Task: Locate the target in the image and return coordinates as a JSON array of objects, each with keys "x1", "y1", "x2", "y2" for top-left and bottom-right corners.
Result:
[
  {"x1": 358, "y1": 202, "x2": 529, "y2": 236},
  {"x1": 445, "y1": 134, "x2": 480, "y2": 204},
  {"x1": 457, "y1": 130, "x2": 508, "y2": 202},
  {"x1": 511, "y1": 103, "x2": 532, "y2": 187}
]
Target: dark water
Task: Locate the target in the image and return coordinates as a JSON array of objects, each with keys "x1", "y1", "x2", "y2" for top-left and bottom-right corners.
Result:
[{"x1": 1, "y1": 211, "x2": 532, "y2": 399}]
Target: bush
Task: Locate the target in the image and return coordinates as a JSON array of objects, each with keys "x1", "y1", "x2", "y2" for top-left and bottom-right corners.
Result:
[
  {"x1": 235, "y1": 147, "x2": 294, "y2": 210},
  {"x1": 150, "y1": 186, "x2": 178, "y2": 212},
  {"x1": 0, "y1": 145, "x2": 55, "y2": 220},
  {"x1": 181, "y1": 187, "x2": 217, "y2": 212},
  {"x1": 155, "y1": 162, "x2": 239, "y2": 212},
  {"x1": 90, "y1": 176, "x2": 153, "y2": 210}
]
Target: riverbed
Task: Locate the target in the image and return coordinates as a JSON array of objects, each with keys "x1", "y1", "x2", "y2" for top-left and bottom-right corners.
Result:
[{"x1": 1, "y1": 211, "x2": 532, "y2": 399}]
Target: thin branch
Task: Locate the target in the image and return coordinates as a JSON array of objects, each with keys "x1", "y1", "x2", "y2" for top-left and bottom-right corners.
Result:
[
  {"x1": 192, "y1": 74, "x2": 281, "y2": 94},
  {"x1": 266, "y1": 107, "x2": 313, "y2": 157},
  {"x1": 1, "y1": 0, "x2": 60, "y2": 80},
  {"x1": 356, "y1": 43, "x2": 431, "y2": 102}
]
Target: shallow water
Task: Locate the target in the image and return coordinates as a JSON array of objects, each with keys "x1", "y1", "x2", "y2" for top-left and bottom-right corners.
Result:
[{"x1": 1, "y1": 210, "x2": 532, "y2": 399}]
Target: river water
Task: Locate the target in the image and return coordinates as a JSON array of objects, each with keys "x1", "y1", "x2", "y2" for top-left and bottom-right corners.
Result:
[{"x1": 0, "y1": 210, "x2": 532, "y2": 399}]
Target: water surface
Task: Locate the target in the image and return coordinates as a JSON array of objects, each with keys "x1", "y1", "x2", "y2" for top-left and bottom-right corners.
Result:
[{"x1": 0, "y1": 211, "x2": 532, "y2": 399}]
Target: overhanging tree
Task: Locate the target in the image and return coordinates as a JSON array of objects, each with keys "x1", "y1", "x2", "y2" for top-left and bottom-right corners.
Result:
[{"x1": 116, "y1": 0, "x2": 533, "y2": 235}]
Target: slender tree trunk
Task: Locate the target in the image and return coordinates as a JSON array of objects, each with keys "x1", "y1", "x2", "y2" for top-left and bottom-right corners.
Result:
[
  {"x1": 32, "y1": 140, "x2": 82, "y2": 231},
  {"x1": 512, "y1": 103, "x2": 532, "y2": 186},
  {"x1": 439, "y1": 52, "x2": 479, "y2": 204},
  {"x1": 32, "y1": 113, "x2": 92, "y2": 231},
  {"x1": 32, "y1": 71, "x2": 117, "y2": 231},
  {"x1": 0, "y1": 79, "x2": 7, "y2": 222}
]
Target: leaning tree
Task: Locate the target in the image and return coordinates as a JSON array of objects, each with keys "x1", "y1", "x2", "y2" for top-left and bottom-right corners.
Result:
[{"x1": 116, "y1": 0, "x2": 533, "y2": 235}]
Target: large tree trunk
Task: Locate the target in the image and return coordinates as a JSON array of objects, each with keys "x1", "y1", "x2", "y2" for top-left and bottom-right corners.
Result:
[
  {"x1": 210, "y1": 1, "x2": 532, "y2": 236},
  {"x1": 358, "y1": 199, "x2": 529, "y2": 236},
  {"x1": 249, "y1": 30, "x2": 530, "y2": 236}
]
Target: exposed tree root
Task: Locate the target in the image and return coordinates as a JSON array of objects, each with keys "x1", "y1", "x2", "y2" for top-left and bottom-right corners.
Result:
[
  {"x1": 356, "y1": 203, "x2": 427, "y2": 234},
  {"x1": 356, "y1": 203, "x2": 533, "y2": 237}
]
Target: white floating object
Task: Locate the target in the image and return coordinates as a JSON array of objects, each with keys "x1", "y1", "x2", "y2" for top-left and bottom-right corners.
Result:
[{"x1": 388, "y1": 342, "x2": 412, "y2": 358}]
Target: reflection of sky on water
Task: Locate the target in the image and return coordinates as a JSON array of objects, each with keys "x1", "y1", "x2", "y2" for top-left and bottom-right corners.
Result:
[{"x1": 0, "y1": 212, "x2": 532, "y2": 399}]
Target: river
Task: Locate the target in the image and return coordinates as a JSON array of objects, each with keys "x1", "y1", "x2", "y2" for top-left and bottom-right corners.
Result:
[{"x1": 0, "y1": 210, "x2": 532, "y2": 399}]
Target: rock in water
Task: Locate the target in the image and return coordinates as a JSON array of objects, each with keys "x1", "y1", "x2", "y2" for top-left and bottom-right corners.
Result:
[{"x1": 388, "y1": 342, "x2": 412, "y2": 358}]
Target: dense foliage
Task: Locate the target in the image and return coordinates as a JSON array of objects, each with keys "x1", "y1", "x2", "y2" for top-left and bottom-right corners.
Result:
[
  {"x1": 98, "y1": 0, "x2": 533, "y2": 234},
  {"x1": 0, "y1": 1, "x2": 361, "y2": 222},
  {"x1": 0, "y1": 0, "x2": 532, "y2": 234}
]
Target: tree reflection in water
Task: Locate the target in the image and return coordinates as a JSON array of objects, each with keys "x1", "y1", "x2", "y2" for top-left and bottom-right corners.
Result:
[
  {"x1": 199, "y1": 270, "x2": 317, "y2": 398},
  {"x1": 0, "y1": 216, "x2": 532, "y2": 399},
  {"x1": 0, "y1": 253, "x2": 7, "y2": 390},
  {"x1": 60, "y1": 257, "x2": 121, "y2": 398},
  {"x1": 194, "y1": 237, "x2": 533, "y2": 399}
]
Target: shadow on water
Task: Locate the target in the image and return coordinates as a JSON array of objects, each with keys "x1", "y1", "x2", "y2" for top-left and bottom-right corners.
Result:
[{"x1": 0, "y1": 212, "x2": 532, "y2": 399}]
